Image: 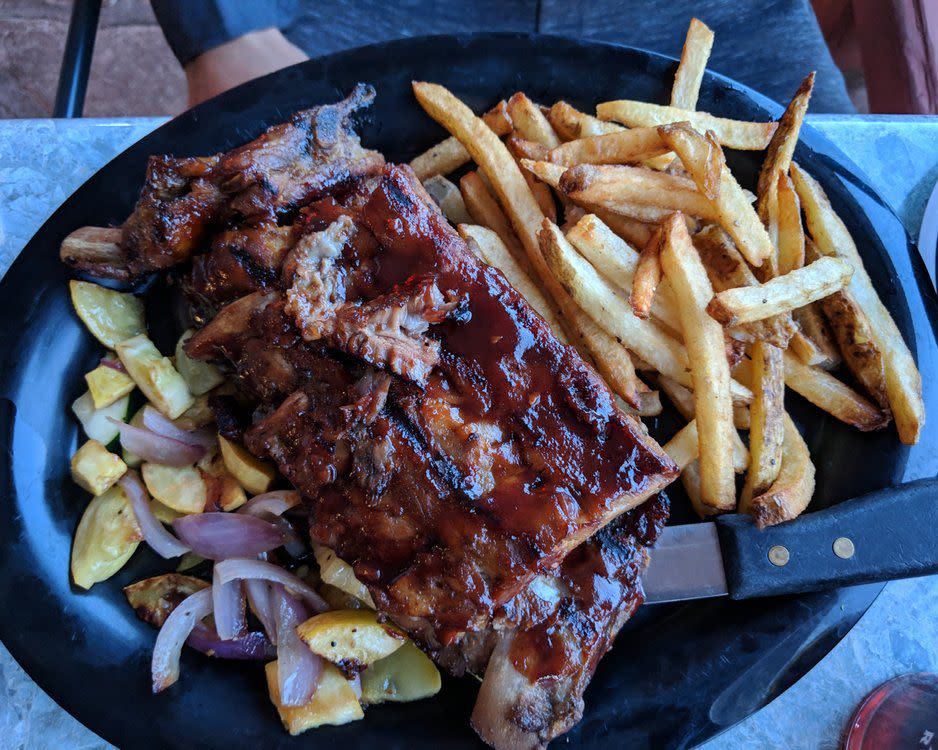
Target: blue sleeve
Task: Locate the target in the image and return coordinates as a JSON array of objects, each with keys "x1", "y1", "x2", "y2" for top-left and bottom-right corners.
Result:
[{"x1": 150, "y1": 0, "x2": 284, "y2": 66}]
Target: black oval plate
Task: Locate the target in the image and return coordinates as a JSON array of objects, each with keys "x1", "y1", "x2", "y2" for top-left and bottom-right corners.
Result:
[{"x1": 2, "y1": 33, "x2": 937, "y2": 750}]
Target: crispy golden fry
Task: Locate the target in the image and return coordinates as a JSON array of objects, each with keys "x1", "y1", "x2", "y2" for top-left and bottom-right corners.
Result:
[
  {"x1": 820, "y1": 290, "x2": 891, "y2": 412},
  {"x1": 549, "y1": 127, "x2": 670, "y2": 166},
  {"x1": 507, "y1": 92, "x2": 561, "y2": 148},
  {"x1": 630, "y1": 228, "x2": 663, "y2": 319},
  {"x1": 459, "y1": 171, "x2": 528, "y2": 269},
  {"x1": 660, "y1": 213, "x2": 736, "y2": 510},
  {"x1": 655, "y1": 373, "x2": 751, "y2": 431},
  {"x1": 422, "y1": 175, "x2": 473, "y2": 225},
  {"x1": 658, "y1": 123, "x2": 773, "y2": 266},
  {"x1": 681, "y1": 460, "x2": 721, "y2": 518},
  {"x1": 620, "y1": 382, "x2": 663, "y2": 418},
  {"x1": 458, "y1": 224, "x2": 566, "y2": 338},
  {"x1": 693, "y1": 225, "x2": 795, "y2": 346},
  {"x1": 537, "y1": 222, "x2": 644, "y2": 406},
  {"x1": 740, "y1": 342, "x2": 785, "y2": 509},
  {"x1": 506, "y1": 135, "x2": 557, "y2": 221},
  {"x1": 558, "y1": 163, "x2": 720, "y2": 221},
  {"x1": 663, "y1": 419, "x2": 748, "y2": 473},
  {"x1": 565, "y1": 214, "x2": 682, "y2": 333},
  {"x1": 756, "y1": 73, "x2": 814, "y2": 222},
  {"x1": 591, "y1": 209, "x2": 656, "y2": 247},
  {"x1": 671, "y1": 18, "x2": 715, "y2": 110},
  {"x1": 505, "y1": 134, "x2": 550, "y2": 162},
  {"x1": 749, "y1": 413, "x2": 816, "y2": 528},
  {"x1": 548, "y1": 100, "x2": 624, "y2": 141},
  {"x1": 783, "y1": 351, "x2": 889, "y2": 431},
  {"x1": 598, "y1": 100, "x2": 778, "y2": 150},
  {"x1": 791, "y1": 162, "x2": 923, "y2": 443},
  {"x1": 706, "y1": 256, "x2": 854, "y2": 326},
  {"x1": 409, "y1": 100, "x2": 512, "y2": 180},
  {"x1": 792, "y1": 305, "x2": 842, "y2": 369},
  {"x1": 776, "y1": 172, "x2": 805, "y2": 275}
]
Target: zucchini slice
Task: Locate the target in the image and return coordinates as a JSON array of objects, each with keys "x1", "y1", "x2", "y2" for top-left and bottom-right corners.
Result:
[
  {"x1": 71, "y1": 439, "x2": 127, "y2": 496},
  {"x1": 296, "y1": 609, "x2": 406, "y2": 669},
  {"x1": 116, "y1": 334, "x2": 194, "y2": 419},
  {"x1": 85, "y1": 362, "x2": 135, "y2": 409},
  {"x1": 313, "y1": 544, "x2": 374, "y2": 607},
  {"x1": 218, "y1": 435, "x2": 277, "y2": 494},
  {"x1": 71, "y1": 483, "x2": 142, "y2": 590},
  {"x1": 175, "y1": 330, "x2": 226, "y2": 395},
  {"x1": 265, "y1": 661, "x2": 363, "y2": 735},
  {"x1": 361, "y1": 641, "x2": 442, "y2": 705},
  {"x1": 69, "y1": 280, "x2": 145, "y2": 348},
  {"x1": 141, "y1": 462, "x2": 206, "y2": 514},
  {"x1": 72, "y1": 390, "x2": 130, "y2": 445}
]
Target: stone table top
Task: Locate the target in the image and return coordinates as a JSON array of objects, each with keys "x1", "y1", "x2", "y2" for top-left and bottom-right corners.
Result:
[{"x1": 1, "y1": 115, "x2": 937, "y2": 749}]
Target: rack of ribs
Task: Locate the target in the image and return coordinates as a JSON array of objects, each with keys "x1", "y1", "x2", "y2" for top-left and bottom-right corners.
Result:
[{"x1": 63, "y1": 89, "x2": 678, "y2": 749}]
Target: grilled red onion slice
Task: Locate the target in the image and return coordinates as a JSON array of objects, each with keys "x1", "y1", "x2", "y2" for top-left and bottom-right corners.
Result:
[
  {"x1": 212, "y1": 565, "x2": 247, "y2": 640},
  {"x1": 273, "y1": 585, "x2": 322, "y2": 706},
  {"x1": 100, "y1": 356, "x2": 126, "y2": 372},
  {"x1": 142, "y1": 405, "x2": 216, "y2": 450},
  {"x1": 121, "y1": 472, "x2": 190, "y2": 559},
  {"x1": 187, "y1": 622, "x2": 275, "y2": 660},
  {"x1": 151, "y1": 587, "x2": 212, "y2": 692},
  {"x1": 214, "y1": 559, "x2": 328, "y2": 613},
  {"x1": 238, "y1": 491, "x2": 301, "y2": 517},
  {"x1": 172, "y1": 513, "x2": 286, "y2": 560},
  {"x1": 108, "y1": 418, "x2": 205, "y2": 467},
  {"x1": 245, "y1": 579, "x2": 278, "y2": 645}
]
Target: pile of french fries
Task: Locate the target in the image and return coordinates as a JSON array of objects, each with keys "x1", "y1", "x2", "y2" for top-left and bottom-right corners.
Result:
[{"x1": 409, "y1": 18, "x2": 924, "y2": 528}]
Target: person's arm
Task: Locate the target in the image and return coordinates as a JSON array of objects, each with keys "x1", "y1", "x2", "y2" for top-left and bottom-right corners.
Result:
[{"x1": 150, "y1": 1, "x2": 308, "y2": 108}]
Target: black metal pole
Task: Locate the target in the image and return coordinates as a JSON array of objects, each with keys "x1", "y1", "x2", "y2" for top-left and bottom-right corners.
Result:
[{"x1": 53, "y1": 0, "x2": 103, "y2": 118}]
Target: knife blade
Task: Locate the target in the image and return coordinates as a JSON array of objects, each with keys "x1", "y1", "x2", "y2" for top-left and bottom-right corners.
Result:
[{"x1": 641, "y1": 478, "x2": 938, "y2": 604}]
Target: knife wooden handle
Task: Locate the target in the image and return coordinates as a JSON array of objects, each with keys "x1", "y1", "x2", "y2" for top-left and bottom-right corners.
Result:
[{"x1": 714, "y1": 477, "x2": 938, "y2": 600}]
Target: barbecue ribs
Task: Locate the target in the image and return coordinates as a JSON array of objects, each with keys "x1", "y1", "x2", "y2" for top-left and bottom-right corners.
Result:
[{"x1": 63, "y1": 88, "x2": 678, "y2": 749}]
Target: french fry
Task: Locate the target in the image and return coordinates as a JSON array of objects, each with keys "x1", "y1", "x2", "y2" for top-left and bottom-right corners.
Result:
[
  {"x1": 591, "y1": 209, "x2": 655, "y2": 248},
  {"x1": 409, "y1": 100, "x2": 512, "y2": 180},
  {"x1": 505, "y1": 134, "x2": 550, "y2": 162},
  {"x1": 776, "y1": 172, "x2": 805, "y2": 275},
  {"x1": 681, "y1": 459, "x2": 720, "y2": 518},
  {"x1": 458, "y1": 224, "x2": 566, "y2": 338},
  {"x1": 820, "y1": 290, "x2": 891, "y2": 412},
  {"x1": 693, "y1": 225, "x2": 795, "y2": 346},
  {"x1": 459, "y1": 171, "x2": 528, "y2": 270},
  {"x1": 537, "y1": 222, "x2": 645, "y2": 406},
  {"x1": 565, "y1": 214, "x2": 681, "y2": 333},
  {"x1": 783, "y1": 351, "x2": 889, "y2": 431},
  {"x1": 630, "y1": 228, "x2": 663, "y2": 319},
  {"x1": 663, "y1": 419, "x2": 748, "y2": 473},
  {"x1": 792, "y1": 305, "x2": 842, "y2": 369},
  {"x1": 632, "y1": 382, "x2": 663, "y2": 417},
  {"x1": 558, "y1": 163, "x2": 720, "y2": 221},
  {"x1": 791, "y1": 162, "x2": 924, "y2": 443},
  {"x1": 660, "y1": 213, "x2": 736, "y2": 510},
  {"x1": 548, "y1": 127, "x2": 670, "y2": 166},
  {"x1": 506, "y1": 135, "x2": 557, "y2": 221},
  {"x1": 548, "y1": 100, "x2": 623, "y2": 141},
  {"x1": 658, "y1": 123, "x2": 773, "y2": 266},
  {"x1": 749, "y1": 413, "x2": 816, "y2": 528},
  {"x1": 598, "y1": 100, "x2": 778, "y2": 150},
  {"x1": 671, "y1": 18, "x2": 715, "y2": 110},
  {"x1": 756, "y1": 73, "x2": 814, "y2": 222},
  {"x1": 655, "y1": 373, "x2": 751, "y2": 431},
  {"x1": 706, "y1": 256, "x2": 854, "y2": 326},
  {"x1": 507, "y1": 92, "x2": 561, "y2": 149},
  {"x1": 422, "y1": 175, "x2": 473, "y2": 225},
  {"x1": 739, "y1": 342, "x2": 785, "y2": 509}
]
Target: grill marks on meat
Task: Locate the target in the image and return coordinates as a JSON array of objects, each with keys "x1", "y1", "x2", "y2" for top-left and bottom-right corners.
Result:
[
  {"x1": 211, "y1": 83, "x2": 384, "y2": 223},
  {"x1": 63, "y1": 85, "x2": 383, "y2": 281}
]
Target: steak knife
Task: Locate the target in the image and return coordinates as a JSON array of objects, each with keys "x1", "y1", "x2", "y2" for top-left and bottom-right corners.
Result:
[{"x1": 642, "y1": 477, "x2": 938, "y2": 603}]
